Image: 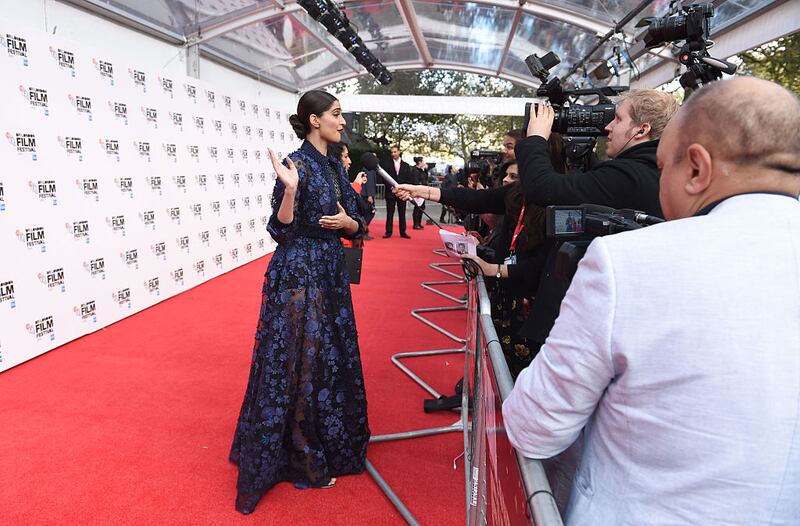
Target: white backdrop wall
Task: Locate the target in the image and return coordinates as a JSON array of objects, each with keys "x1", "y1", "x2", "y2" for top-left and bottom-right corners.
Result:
[{"x1": 0, "y1": 3, "x2": 301, "y2": 372}]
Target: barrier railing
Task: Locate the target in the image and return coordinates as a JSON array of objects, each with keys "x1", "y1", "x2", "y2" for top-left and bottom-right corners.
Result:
[
  {"x1": 469, "y1": 274, "x2": 563, "y2": 526},
  {"x1": 366, "y1": 252, "x2": 562, "y2": 526}
]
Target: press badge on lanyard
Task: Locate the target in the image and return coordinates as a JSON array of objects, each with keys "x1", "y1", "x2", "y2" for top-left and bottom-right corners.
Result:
[{"x1": 505, "y1": 204, "x2": 526, "y2": 266}]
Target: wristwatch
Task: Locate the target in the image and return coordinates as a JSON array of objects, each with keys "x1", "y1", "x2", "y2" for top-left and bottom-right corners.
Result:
[{"x1": 496, "y1": 264, "x2": 501, "y2": 279}]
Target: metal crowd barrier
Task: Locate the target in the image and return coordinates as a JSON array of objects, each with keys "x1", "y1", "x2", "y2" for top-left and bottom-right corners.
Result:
[{"x1": 366, "y1": 251, "x2": 562, "y2": 526}]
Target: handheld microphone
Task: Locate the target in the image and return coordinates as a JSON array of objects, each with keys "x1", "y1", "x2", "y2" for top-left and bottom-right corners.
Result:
[{"x1": 361, "y1": 152, "x2": 443, "y2": 229}]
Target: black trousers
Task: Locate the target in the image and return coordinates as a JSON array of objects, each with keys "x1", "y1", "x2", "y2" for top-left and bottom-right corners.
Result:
[
  {"x1": 385, "y1": 197, "x2": 407, "y2": 235},
  {"x1": 412, "y1": 201, "x2": 425, "y2": 227}
]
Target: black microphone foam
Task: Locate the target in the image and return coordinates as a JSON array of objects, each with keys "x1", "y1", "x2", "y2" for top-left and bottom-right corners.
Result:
[{"x1": 361, "y1": 152, "x2": 379, "y2": 171}]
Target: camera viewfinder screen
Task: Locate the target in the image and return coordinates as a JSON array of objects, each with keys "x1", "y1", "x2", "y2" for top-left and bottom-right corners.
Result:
[{"x1": 554, "y1": 209, "x2": 584, "y2": 235}]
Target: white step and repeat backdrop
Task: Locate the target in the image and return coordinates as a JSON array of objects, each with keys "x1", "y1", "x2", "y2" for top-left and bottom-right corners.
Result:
[{"x1": 0, "y1": 21, "x2": 301, "y2": 372}]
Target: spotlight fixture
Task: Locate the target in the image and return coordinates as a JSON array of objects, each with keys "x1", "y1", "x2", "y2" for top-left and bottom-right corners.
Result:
[{"x1": 297, "y1": 0, "x2": 392, "y2": 85}]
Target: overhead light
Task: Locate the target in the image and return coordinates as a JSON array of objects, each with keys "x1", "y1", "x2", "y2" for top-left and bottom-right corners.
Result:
[{"x1": 297, "y1": 0, "x2": 392, "y2": 85}]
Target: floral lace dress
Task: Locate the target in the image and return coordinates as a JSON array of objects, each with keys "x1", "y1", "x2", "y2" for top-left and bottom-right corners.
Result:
[{"x1": 230, "y1": 140, "x2": 369, "y2": 514}]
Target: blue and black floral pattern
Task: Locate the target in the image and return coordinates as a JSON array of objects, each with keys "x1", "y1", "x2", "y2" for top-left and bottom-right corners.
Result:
[{"x1": 230, "y1": 140, "x2": 369, "y2": 514}]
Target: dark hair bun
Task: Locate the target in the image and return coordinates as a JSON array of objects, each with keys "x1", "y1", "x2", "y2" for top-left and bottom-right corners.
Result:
[{"x1": 288, "y1": 114, "x2": 307, "y2": 139}]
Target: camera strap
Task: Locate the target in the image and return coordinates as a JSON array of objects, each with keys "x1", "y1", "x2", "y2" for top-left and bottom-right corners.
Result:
[{"x1": 510, "y1": 204, "x2": 526, "y2": 254}]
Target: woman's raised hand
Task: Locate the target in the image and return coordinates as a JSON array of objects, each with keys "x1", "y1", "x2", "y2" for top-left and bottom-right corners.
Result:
[{"x1": 268, "y1": 148, "x2": 299, "y2": 191}]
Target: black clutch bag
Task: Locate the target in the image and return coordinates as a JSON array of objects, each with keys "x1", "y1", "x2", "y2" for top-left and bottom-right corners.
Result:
[{"x1": 343, "y1": 246, "x2": 363, "y2": 284}]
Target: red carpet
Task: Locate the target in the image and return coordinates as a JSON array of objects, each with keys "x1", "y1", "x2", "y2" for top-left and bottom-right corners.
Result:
[{"x1": 0, "y1": 223, "x2": 467, "y2": 525}]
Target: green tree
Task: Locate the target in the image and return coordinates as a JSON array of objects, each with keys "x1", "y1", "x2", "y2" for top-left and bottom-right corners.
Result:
[
  {"x1": 328, "y1": 70, "x2": 529, "y2": 159},
  {"x1": 738, "y1": 32, "x2": 800, "y2": 95}
]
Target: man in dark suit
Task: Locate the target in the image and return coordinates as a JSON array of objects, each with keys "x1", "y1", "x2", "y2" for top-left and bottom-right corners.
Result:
[{"x1": 382, "y1": 145, "x2": 412, "y2": 238}]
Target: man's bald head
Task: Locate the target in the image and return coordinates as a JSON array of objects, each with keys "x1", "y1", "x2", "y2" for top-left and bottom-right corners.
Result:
[
  {"x1": 675, "y1": 76, "x2": 800, "y2": 173},
  {"x1": 658, "y1": 77, "x2": 800, "y2": 220}
]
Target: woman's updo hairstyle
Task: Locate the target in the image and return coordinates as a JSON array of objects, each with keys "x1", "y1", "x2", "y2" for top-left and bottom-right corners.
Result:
[{"x1": 289, "y1": 90, "x2": 339, "y2": 140}]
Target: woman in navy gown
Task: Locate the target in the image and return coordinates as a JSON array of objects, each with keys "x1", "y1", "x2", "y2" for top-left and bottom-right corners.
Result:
[{"x1": 230, "y1": 91, "x2": 369, "y2": 514}]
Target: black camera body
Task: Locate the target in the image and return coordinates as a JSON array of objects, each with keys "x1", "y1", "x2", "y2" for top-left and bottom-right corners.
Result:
[
  {"x1": 637, "y1": 3, "x2": 737, "y2": 90},
  {"x1": 522, "y1": 52, "x2": 628, "y2": 138},
  {"x1": 545, "y1": 204, "x2": 663, "y2": 282}
]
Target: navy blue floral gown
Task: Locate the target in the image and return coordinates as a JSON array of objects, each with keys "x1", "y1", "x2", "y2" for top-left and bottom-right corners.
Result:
[{"x1": 230, "y1": 140, "x2": 370, "y2": 514}]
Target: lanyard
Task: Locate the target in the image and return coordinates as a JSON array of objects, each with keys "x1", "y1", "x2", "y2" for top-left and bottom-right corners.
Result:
[{"x1": 509, "y1": 204, "x2": 526, "y2": 253}]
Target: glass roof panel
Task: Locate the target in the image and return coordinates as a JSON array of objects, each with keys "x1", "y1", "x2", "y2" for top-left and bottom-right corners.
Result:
[
  {"x1": 343, "y1": 0, "x2": 421, "y2": 64},
  {"x1": 103, "y1": 0, "x2": 258, "y2": 33},
  {"x1": 506, "y1": 12, "x2": 617, "y2": 82},
  {"x1": 413, "y1": 0, "x2": 516, "y2": 70}
]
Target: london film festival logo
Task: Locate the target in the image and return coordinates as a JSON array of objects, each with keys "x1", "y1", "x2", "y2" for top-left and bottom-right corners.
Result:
[
  {"x1": 163, "y1": 143, "x2": 177, "y2": 162},
  {"x1": 215, "y1": 174, "x2": 225, "y2": 188},
  {"x1": 109, "y1": 100, "x2": 128, "y2": 125},
  {"x1": 20, "y1": 85, "x2": 48, "y2": 115},
  {"x1": 5, "y1": 33, "x2": 29, "y2": 65},
  {"x1": 145, "y1": 277, "x2": 160, "y2": 296},
  {"x1": 223, "y1": 95, "x2": 232, "y2": 111},
  {"x1": 115, "y1": 177, "x2": 133, "y2": 197},
  {"x1": 248, "y1": 218, "x2": 256, "y2": 231},
  {"x1": 151, "y1": 241, "x2": 167, "y2": 261},
  {"x1": 174, "y1": 174, "x2": 187, "y2": 193},
  {"x1": 193, "y1": 259, "x2": 205, "y2": 277},
  {"x1": 256, "y1": 194, "x2": 263, "y2": 207},
  {"x1": 141, "y1": 106, "x2": 157, "y2": 128},
  {"x1": 238, "y1": 99, "x2": 246, "y2": 114},
  {"x1": 100, "y1": 138, "x2": 120, "y2": 161},
  {"x1": 230, "y1": 248, "x2": 239, "y2": 262},
  {"x1": 106, "y1": 214, "x2": 126, "y2": 236},
  {"x1": 121, "y1": 248, "x2": 139, "y2": 270},
  {"x1": 6, "y1": 131, "x2": 37, "y2": 160},
  {"x1": 198, "y1": 230, "x2": 210, "y2": 246},
  {"x1": 246, "y1": 172, "x2": 254, "y2": 185},
  {"x1": 245, "y1": 242, "x2": 253, "y2": 255},
  {"x1": 232, "y1": 173, "x2": 240, "y2": 186},
  {"x1": 92, "y1": 57, "x2": 114, "y2": 85},
  {"x1": 193, "y1": 115, "x2": 204, "y2": 134},
  {"x1": 158, "y1": 76, "x2": 173, "y2": 98},
  {"x1": 66, "y1": 220, "x2": 90, "y2": 244},
  {"x1": 208, "y1": 146, "x2": 218, "y2": 162},
  {"x1": 17, "y1": 226, "x2": 46, "y2": 252},
  {"x1": 191, "y1": 203, "x2": 202, "y2": 219},
  {"x1": 167, "y1": 206, "x2": 181, "y2": 225},
  {"x1": 213, "y1": 119, "x2": 223, "y2": 135},
  {"x1": 170, "y1": 111, "x2": 183, "y2": 131},
  {"x1": 140, "y1": 209, "x2": 156, "y2": 230},
  {"x1": 205, "y1": 89, "x2": 215, "y2": 107},
  {"x1": 77, "y1": 177, "x2": 100, "y2": 201},
  {"x1": 27, "y1": 315, "x2": 55, "y2": 341},
  {"x1": 84, "y1": 257, "x2": 106, "y2": 279},
  {"x1": 0, "y1": 280, "x2": 16, "y2": 308},
  {"x1": 251, "y1": 103, "x2": 259, "y2": 116},
  {"x1": 196, "y1": 173, "x2": 208, "y2": 190},
  {"x1": 49, "y1": 46, "x2": 76, "y2": 76},
  {"x1": 211, "y1": 200, "x2": 221, "y2": 215},
  {"x1": 264, "y1": 107, "x2": 270, "y2": 119},
  {"x1": 226, "y1": 147, "x2": 235, "y2": 161},
  {"x1": 29, "y1": 179, "x2": 57, "y2": 205},
  {"x1": 74, "y1": 300, "x2": 97, "y2": 323},
  {"x1": 254, "y1": 149, "x2": 261, "y2": 162},
  {"x1": 257, "y1": 238, "x2": 265, "y2": 250},
  {"x1": 228, "y1": 198, "x2": 237, "y2": 212},
  {"x1": 187, "y1": 144, "x2": 200, "y2": 162},
  {"x1": 177, "y1": 235, "x2": 190, "y2": 253},
  {"x1": 146, "y1": 175, "x2": 162, "y2": 195},
  {"x1": 217, "y1": 225, "x2": 227, "y2": 241},
  {"x1": 244, "y1": 125, "x2": 252, "y2": 139},
  {"x1": 229, "y1": 122, "x2": 238, "y2": 136},
  {"x1": 214, "y1": 253, "x2": 224, "y2": 268},
  {"x1": 257, "y1": 127, "x2": 264, "y2": 139},
  {"x1": 171, "y1": 267, "x2": 184, "y2": 286},
  {"x1": 39, "y1": 268, "x2": 66, "y2": 293},
  {"x1": 233, "y1": 222, "x2": 242, "y2": 236},
  {"x1": 241, "y1": 149, "x2": 249, "y2": 162},
  {"x1": 0, "y1": 182, "x2": 6, "y2": 211},
  {"x1": 135, "y1": 140, "x2": 151, "y2": 162},
  {"x1": 58, "y1": 135, "x2": 83, "y2": 161},
  {"x1": 114, "y1": 287, "x2": 132, "y2": 309},
  {"x1": 259, "y1": 172, "x2": 267, "y2": 183},
  {"x1": 129, "y1": 68, "x2": 146, "y2": 92},
  {"x1": 68, "y1": 94, "x2": 92, "y2": 121},
  {"x1": 184, "y1": 83, "x2": 197, "y2": 103},
  {"x1": 243, "y1": 194, "x2": 253, "y2": 209}
]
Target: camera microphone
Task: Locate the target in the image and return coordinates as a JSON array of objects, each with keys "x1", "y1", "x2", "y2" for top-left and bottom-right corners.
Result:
[{"x1": 361, "y1": 152, "x2": 443, "y2": 229}]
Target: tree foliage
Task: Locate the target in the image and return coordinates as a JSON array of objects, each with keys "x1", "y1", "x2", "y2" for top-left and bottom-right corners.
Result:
[
  {"x1": 738, "y1": 32, "x2": 800, "y2": 95},
  {"x1": 328, "y1": 70, "x2": 530, "y2": 160}
]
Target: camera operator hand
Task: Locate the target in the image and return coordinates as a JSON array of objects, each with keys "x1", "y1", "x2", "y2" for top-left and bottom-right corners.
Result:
[
  {"x1": 527, "y1": 102, "x2": 555, "y2": 141},
  {"x1": 393, "y1": 184, "x2": 441, "y2": 202},
  {"x1": 461, "y1": 254, "x2": 508, "y2": 278}
]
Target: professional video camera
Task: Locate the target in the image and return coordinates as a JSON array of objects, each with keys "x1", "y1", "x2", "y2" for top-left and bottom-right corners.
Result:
[
  {"x1": 522, "y1": 52, "x2": 628, "y2": 138},
  {"x1": 545, "y1": 204, "x2": 663, "y2": 283},
  {"x1": 637, "y1": 3, "x2": 737, "y2": 90}
]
